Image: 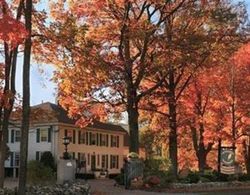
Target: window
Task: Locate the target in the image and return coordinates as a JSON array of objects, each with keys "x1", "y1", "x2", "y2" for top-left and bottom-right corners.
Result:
[
  {"x1": 40, "y1": 129, "x2": 48, "y2": 142},
  {"x1": 15, "y1": 153, "x2": 20, "y2": 167},
  {"x1": 101, "y1": 155, "x2": 105, "y2": 168},
  {"x1": 101, "y1": 134, "x2": 106, "y2": 146},
  {"x1": 101, "y1": 155, "x2": 109, "y2": 169},
  {"x1": 9, "y1": 152, "x2": 20, "y2": 167},
  {"x1": 37, "y1": 128, "x2": 51, "y2": 143},
  {"x1": 91, "y1": 133, "x2": 96, "y2": 145},
  {"x1": 111, "y1": 135, "x2": 119, "y2": 147},
  {"x1": 110, "y1": 155, "x2": 119, "y2": 169},
  {"x1": 78, "y1": 131, "x2": 85, "y2": 144},
  {"x1": 97, "y1": 155, "x2": 100, "y2": 166},
  {"x1": 15, "y1": 131, "x2": 21, "y2": 142},
  {"x1": 11, "y1": 130, "x2": 20, "y2": 143},
  {"x1": 64, "y1": 129, "x2": 72, "y2": 142},
  {"x1": 8, "y1": 129, "x2": 21, "y2": 143}
]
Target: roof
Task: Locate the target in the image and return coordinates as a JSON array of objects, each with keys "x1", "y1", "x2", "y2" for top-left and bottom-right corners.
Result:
[{"x1": 29, "y1": 102, "x2": 127, "y2": 133}]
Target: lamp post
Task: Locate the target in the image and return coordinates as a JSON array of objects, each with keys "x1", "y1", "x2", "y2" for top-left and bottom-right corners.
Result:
[{"x1": 62, "y1": 136, "x2": 70, "y2": 160}]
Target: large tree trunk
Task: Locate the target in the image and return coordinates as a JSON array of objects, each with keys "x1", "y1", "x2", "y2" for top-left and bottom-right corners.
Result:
[
  {"x1": 128, "y1": 107, "x2": 139, "y2": 153},
  {"x1": 18, "y1": 0, "x2": 32, "y2": 194},
  {"x1": 127, "y1": 82, "x2": 139, "y2": 153},
  {"x1": 190, "y1": 123, "x2": 213, "y2": 174},
  {"x1": 197, "y1": 149, "x2": 207, "y2": 173},
  {"x1": 168, "y1": 67, "x2": 178, "y2": 179},
  {"x1": 218, "y1": 138, "x2": 222, "y2": 173}
]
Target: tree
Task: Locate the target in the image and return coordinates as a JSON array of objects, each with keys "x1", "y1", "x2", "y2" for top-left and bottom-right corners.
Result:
[
  {"x1": 41, "y1": 0, "x2": 189, "y2": 154},
  {"x1": 180, "y1": 67, "x2": 226, "y2": 173},
  {"x1": 18, "y1": 0, "x2": 32, "y2": 193},
  {"x1": 0, "y1": 0, "x2": 26, "y2": 187},
  {"x1": 40, "y1": 151, "x2": 56, "y2": 171},
  {"x1": 225, "y1": 43, "x2": 250, "y2": 174},
  {"x1": 141, "y1": 0, "x2": 248, "y2": 177}
]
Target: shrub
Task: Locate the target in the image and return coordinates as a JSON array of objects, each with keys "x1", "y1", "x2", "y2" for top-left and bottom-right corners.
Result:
[
  {"x1": 75, "y1": 173, "x2": 95, "y2": 179},
  {"x1": 146, "y1": 175, "x2": 161, "y2": 186},
  {"x1": 27, "y1": 160, "x2": 55, "y2": 184},
  {"x1": 200, "y1": 170, "x2": 217, "y2": 182},
  {"x1": 114, "y1": 173, "x2": 124, "y2": 185},
  {"x1": 186, "y1": 172, "x2": 200, "y2": 183},
  {"x1": 144, "y1": 158, "x2": 175, "y2": 185},
  {"x1": 239, "y1": 174, "x2": 250, "y2": 181},
  {"x1": 40, "y1": 151, "x2": 56, "y2": 171},
  {"x1": 144, "y1": 157, "x2": 171, "y2": 173},
  {"x1": 216, "y1": 172, "x2": 229, "y2": 182}
]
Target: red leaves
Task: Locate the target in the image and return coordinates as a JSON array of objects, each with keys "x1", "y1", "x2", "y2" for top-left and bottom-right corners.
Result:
[
  {"x1": 0, "y1": 15, "x2": 27, "y2": 47},
  {"x1": 0, "y1": 0, "x2": 27, "y2": 48}
]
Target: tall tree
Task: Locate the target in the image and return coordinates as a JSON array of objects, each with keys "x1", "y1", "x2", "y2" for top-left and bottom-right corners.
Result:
[
  {"x1": 18, "y1": 0, "x2": 32, "y2": 193},
  {"x1": 142, "y1": 0, "x2": 248, "y2": 177},
  {"x1": 40, "y1": 0, "x2": 188, "y2": 154},
  {"x1": 180, "y1": 68, "x2": 226, "y2": 173},
  {"x1": 0, "y1": 0, "x2": 26, "y2": 187}
]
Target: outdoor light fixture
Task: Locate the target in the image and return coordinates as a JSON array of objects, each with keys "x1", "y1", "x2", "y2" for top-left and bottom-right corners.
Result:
[{"x1": 62, "y1": 136, "x2": 70, "y2": 159}]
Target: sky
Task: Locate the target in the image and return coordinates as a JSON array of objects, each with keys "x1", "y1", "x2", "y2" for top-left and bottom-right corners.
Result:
[{"x1": 16, "y1": 0, "x2": 250, "y2": 106}]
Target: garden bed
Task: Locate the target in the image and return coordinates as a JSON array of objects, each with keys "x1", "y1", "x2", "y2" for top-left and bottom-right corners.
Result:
[
  {"x1": 0, "y1": 181, "x2": 90, "y2": 195},
  {"x1": 147, "y1": 181, "x2": 250, "y2": 193}
]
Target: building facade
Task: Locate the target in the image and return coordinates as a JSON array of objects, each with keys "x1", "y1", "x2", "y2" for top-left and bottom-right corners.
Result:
[{"x1": 5, "y1": 102, "x2": 128, "y2": 177}]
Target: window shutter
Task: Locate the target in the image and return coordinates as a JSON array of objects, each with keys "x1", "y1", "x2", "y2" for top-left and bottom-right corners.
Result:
[
  {"x1": 96, "y1": 133, "x2": 99, "y2": 146},
  {"x1": 90, "y1": 132, "x2": 92, "y2": 144},
  {"x1": 106, "y1": 134, "x2": 109, "y2": 147},
  {"x1": 78, "y1": 131, "x2": 81, "y2": 144},
  {"x1": 36, "y1": 129, "x2": 40, "y2": 143},
  {"x1": 100, "y1": 134, "x2": 102, "y2": 146},
  {"x1": 106, "y1": 154, "x2": 108, "y2": 169},
  {"x1": 36, "y1": 151, "x2": 40, "y2": 161},
  {"x1": 73, "y1": 130, "x2": 76, "y2": 144},
  {"x1": 111, "y1": 135, "x2": 113, "y2": 147},
  {"x1": 48, "y1": 126, "x2": 52, "y2": 143},
  {"x1": 11, "y1": 130, "x2": 15, "y2": 143},
  {"x1": 10, "y1": 152, "x2": 14, "y2": 167},
  {"x1": 116, "y1": 156, "x2": 119, "y2": 169},
  {"x1": 110, "y1": 155, "x2": 112, "y2": 169},
  {"x1": 6, "y1": 130, "x2": 9, "y2": 143},
  {"x1": 87, "y1": 154, "x2": 90, "y2": 165},
  {"x1": 117, "y1": 136, "x2": 119, "y2": 148},
  {"x1": 86, "y1": 132, "x2": 89, "y2": 145}
]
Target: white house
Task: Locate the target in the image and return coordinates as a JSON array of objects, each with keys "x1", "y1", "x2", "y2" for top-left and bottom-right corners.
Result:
[{"x1": 5, "y1": 102, "x2": 130, "y2": 178}]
